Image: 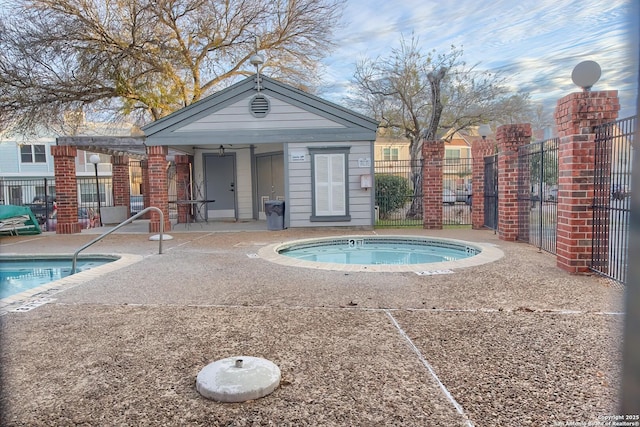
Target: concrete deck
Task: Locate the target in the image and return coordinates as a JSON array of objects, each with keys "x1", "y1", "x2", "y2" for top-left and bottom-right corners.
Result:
[{"x1": 0, "y1": 222, "x2": 624, "y2": 426}]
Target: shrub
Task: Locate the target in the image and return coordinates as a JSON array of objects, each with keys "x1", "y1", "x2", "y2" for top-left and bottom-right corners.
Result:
[{"x1": 375, "y1": 174, "x2": 412, "y2": 219}]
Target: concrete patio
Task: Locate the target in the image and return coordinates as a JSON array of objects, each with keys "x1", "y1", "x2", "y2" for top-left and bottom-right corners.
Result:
[{"x1": 0, "y1": 224, "x2": 624, "y2": 426}]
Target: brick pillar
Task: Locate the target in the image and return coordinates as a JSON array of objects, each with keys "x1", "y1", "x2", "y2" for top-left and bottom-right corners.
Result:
[
  {"x1": 111, "y1": 155, "x2": 131, "y2": 215},
  {"x1": 422, "y1": 140, "x2": 444, "y2": 229},
  {"x1": 554, "y1": 90, "x2": 620, "y2": 273},
  {"x1": 146, "y1": 145, "x2": 171, "y2": 232},
  {"x1": 471, "y1": 138, "x2": 495, "y2": 229},
  {"x1": 51, "y1": 145, "x2": 81, "y2": 234},
  {"x1": 141, "y1": 160, "x2": 151, "y2": 219},
  {"x1": 175, "y1": 155, "x2": 192, "y2": 224},
  {"x1": 496, "y1": 124, "x2": 532, "y2": 241}
]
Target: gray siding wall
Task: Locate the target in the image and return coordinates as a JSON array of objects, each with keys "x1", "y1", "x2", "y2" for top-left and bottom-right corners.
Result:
[
  {"x1": 176, "y1": 95, "x2": 345, "y2": 132},
  {"x1": 286, "y1": 141, "x2": 373, "y2": 228}
]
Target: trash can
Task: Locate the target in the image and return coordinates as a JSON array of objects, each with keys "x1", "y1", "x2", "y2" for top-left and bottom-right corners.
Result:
[{"x1": 264, "y1": 200, "x2": 285, "y2": 230}]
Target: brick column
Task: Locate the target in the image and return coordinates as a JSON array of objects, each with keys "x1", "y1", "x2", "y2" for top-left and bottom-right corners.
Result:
[
  {"x1": 111, "y1": 155, "x2": 131, "y2": 215},
  {"x1": 422, "y1": 140, "x2": 444, "y2": 229},
  {"x1": 141, "y1": 160, "x2": 150, "y2": 219},
  {"x1": 471, "y1": 138, "x2": 495, "y2": 229},
  {"x1": 51, "y1": 145, "x2": 81, "y2": 234},
  {"x1": 496, "y1": 124, "x2": 532, "y2": 241},
  {"x1": 554, "y1": 90, "x2": 620, "y2": 273},
  {"x1": 146, "y1": 145, "x2": 171, "y2": 232},
  {"x1": 175, "y1": 155, "x2": 192, "y2": 224}
]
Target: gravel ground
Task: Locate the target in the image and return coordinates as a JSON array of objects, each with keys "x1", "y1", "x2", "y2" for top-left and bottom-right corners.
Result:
[
  {"x1": 394, "y1": 311, "x2": 621, "y2": 427},
  {"x1": 0, "y1": 226, "x2": 625, "y2": 426}
]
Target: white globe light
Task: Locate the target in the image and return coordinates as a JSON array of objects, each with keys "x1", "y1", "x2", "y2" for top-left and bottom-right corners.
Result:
[
  {"x1": 478, "y1": 124, "x2": 491, "y2": 139},
  {"x1": 571, "y1": 60, "x2": 601, "y2": 91},
  {"x1": 89, "y1": 154, "x2": 100, "y2": 164}
]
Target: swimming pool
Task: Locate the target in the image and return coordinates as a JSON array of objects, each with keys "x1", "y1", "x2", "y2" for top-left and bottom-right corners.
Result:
[
  {"x1": 279, "y1": 238, "x2": 478, "y2": 264},
  {"x1": 0, "y1": 253, "x2": 144, "y2": 313},
  {"x1": 0, "y1": 255, "x2": 118, "y2": 299},
  {"x1": 258, "y1": 235, "x2": 504, "y2": 272}
]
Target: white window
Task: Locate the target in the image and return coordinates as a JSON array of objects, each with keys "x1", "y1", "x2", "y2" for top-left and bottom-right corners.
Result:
[
  {"x1": 445, "y1": 149, "x2": 460, "y2": 165},
  {"x1": 79, "y1": 181, "x2": 105, "y2": 204},
  {"x1": 382, "y1": 147, "x2": 399, "y2": 161},
  {"x1": 310, "y1": 147, "x2": 351, "y2": 221},
  {"x1": 20, "y1": 144, "x2": 46, "y2": 163}
]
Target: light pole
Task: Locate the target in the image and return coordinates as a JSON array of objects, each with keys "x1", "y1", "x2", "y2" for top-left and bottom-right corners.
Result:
[{"x1": 89, "y1": 154, "x2": 103, "y2": 226}]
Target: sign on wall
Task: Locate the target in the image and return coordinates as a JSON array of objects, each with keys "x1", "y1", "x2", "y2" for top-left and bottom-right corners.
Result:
[
  {"x1": 358, "y1": 157, "x2": 371, "y2": 168},
  {"x1": 290, "y1": 150, "x2": 307, "y2": 162}
]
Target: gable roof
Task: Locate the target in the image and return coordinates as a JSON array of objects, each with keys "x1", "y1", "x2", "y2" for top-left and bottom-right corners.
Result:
[
  {"x1": 442, "y1": 126, "x2": 486, "y2": 147},
  {"x1": 142, "y1": 74, "x2": 378, "y2": 146}
]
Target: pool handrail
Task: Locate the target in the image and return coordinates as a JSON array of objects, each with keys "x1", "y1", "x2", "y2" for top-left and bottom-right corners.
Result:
[{"x1": 71, "y1": 206, "x2": 164, "y2": 274}]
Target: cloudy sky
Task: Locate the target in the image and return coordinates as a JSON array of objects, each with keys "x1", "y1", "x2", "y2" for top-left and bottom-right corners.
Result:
[{"x1": 319, "y1": 0, "x2": 639, "y2": 118}]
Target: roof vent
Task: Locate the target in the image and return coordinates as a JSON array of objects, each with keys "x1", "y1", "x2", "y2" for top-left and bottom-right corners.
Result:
[{"x1": 250, "y1": 94, "x2": 270, "y2": 118}]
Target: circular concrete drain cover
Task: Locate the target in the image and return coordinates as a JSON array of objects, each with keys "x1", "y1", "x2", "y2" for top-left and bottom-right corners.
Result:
[{"x1": 196, "y1": 356, "x2": 281, "y2": 403}]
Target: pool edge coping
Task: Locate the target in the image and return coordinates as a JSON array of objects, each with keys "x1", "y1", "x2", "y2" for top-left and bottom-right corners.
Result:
[{"x1": 257, "y1": 235, "x2": 504, "y2": 273}]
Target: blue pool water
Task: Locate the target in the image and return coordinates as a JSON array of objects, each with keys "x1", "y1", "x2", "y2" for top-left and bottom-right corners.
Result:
[
  {"x1": 0, "y1": 257, "x2": 115, "y2": 299},
  {"x1": 279, "y1": 237, "x2": 479, "y2": 265}
]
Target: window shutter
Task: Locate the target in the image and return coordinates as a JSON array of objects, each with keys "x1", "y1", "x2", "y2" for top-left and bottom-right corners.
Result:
[
  {"x1": 330, "y1": 154, "x2": 345, "y2": 214},
  {"x1": 315, "y1": 154, "x2": 330, "y2": 214},
  {"x1": 314, "y1": 153, "x2": 346, "y2": 216}
]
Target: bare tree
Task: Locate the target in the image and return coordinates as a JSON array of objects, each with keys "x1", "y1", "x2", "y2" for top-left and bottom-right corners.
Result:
[
  {"x1": 0, "y1": 0, "x2": 345, "y2": 134},
  {"x1": 351, "y1": 36, "x2": 530, "y2": 217}
]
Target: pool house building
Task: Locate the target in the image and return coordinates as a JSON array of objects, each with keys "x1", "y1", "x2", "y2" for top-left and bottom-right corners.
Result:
[{"x1": 51, "y1": 74, "x2": 379, "y2": 233}]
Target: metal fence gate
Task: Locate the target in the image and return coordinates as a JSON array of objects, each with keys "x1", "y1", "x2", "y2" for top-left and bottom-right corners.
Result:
[
  {"x1": 483, "y1": 154, "x2": 498, "y2": 230},
  {"x1": 374, "y1": 159, "x2": 423, "y2": 227},
  {"x1": 591, "y1": 115, "x2": 635, "y2": 284},
  {"x1": 374, "y1": 157, "x2": 473, "y2": 227},
  {"x1": 517, "y1": 138, "x2": 559, "y2": 253},
  {"x1": 442, "y1": 157, "x2": 472, "y2": 225}
]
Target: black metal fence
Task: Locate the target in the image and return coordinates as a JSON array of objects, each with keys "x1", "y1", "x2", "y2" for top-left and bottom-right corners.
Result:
[
  {"x1": 127, "y1": 159, "x2": 177, "y2": 218},
  {"x1": 0, "y1": 176, "x2": 113, "y2": 229},
  {"x1": 1, "y1": 159, "x2": 179, "y2": 228},
  {"x1": 0, "y1": 177, "x2": 57, "y2": 224},
  {"x1": 374, "y1": 159, "x2": 422, "y2": 227},
  {"x1": 0, "y1": 177, "x2": 55, "y2": 207},
  {"x1": 374, "y1": 157, "x2": 473, "y2": 227},
  {"x1": 129, "y1": 160, "x2": 143, "y2": 196},
  {"x1": 443, "y1": 157, "x2": 472, "y2": 225},
  {"x1": 484, "y1": 154, "x2": 498, "y2": 230},
  {"x1": 76, "y1": 177, "x2": 114, "y2": 213},
  {"x1": 591, "y1": 115, "x2": 634, "y2": 284},
  {"x1": 517, "y1": 138, "x2": 559, "y2": 254}
]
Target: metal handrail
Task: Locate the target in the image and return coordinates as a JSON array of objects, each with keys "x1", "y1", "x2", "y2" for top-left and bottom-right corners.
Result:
[{"x1": 71, "y1": 206, "x2": 164, "y2": 274}]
